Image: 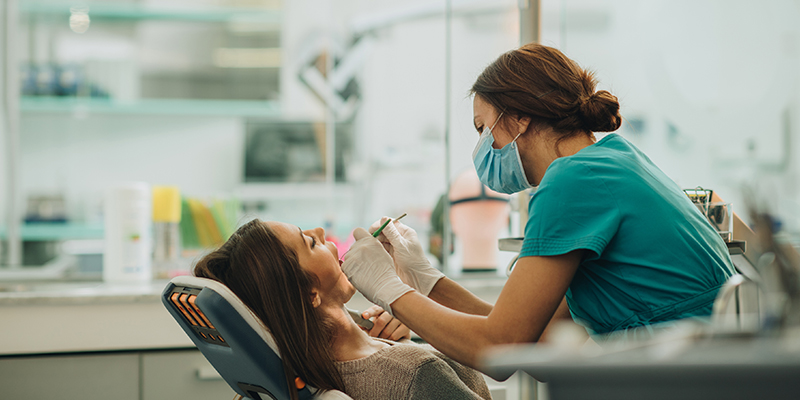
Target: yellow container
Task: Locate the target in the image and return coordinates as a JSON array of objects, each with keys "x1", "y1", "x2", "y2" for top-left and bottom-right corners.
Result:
[{"x1": 152, "y1": 186, "x2": 181, "y2": 223}]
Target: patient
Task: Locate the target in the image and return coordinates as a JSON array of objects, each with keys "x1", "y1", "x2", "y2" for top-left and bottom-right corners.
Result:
[{"x1": 194, "y1": 218, "x2": 492, "y2": 400}]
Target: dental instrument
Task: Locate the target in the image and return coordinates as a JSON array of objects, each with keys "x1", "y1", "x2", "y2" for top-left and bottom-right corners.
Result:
[
  {"x1": 372, "y1": 213, "x2": 407, "y2": 238},
  {"x1": 347, "y1": 308, "x2": 375, "y2": 330},
  {"x1": 340, "y1": 213, "x2": 410, "y2": 330}
]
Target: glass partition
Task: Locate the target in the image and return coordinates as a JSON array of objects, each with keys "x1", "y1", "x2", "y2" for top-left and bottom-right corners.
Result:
[{"x1": 445, "y1": 1, "x2": 520, "y2": 276}]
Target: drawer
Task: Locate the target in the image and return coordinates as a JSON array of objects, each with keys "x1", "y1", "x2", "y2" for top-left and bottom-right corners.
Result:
[
  {"x1": 141, "y1": 349, "x2": 235, "y2": 400},
  {"x1": 0, "y1": 353, "x2": 139, "y2": 400}
]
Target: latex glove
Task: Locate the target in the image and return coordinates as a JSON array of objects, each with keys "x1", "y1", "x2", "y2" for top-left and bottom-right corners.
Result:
[
  {"x1": 361, "y1": 305, "x2": 411, "y2": 341},
  {"x1": 342, "y1": 227, "x2": 414, "y2": 316},
  {"x1": 370, "y1": 217, "x2": 445, "y2": 296}
]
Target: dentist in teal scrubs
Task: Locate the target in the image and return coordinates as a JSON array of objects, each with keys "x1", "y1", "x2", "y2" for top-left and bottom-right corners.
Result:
[{"x1": 342, "y1": 43, "x2": 734, "y2": 368}]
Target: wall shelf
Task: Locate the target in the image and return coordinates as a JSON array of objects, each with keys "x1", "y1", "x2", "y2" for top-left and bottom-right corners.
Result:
[
  {"x1": 20, "y1": 2, "x2": 281, "y2": 24},
  {"x1": 0, "y1": 223, "x2": 104, "y2": 241},
  {"x1": 20, "y1": 97, "x2": 281, "y2": 118},
  {"x1": 236, "y1": 183, "x2": 357, "y2": 201}
]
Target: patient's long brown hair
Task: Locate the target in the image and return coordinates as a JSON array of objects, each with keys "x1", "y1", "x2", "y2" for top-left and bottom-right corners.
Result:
[{"x1": 194, "y1": 219, "x2": 344, "y2": 400}]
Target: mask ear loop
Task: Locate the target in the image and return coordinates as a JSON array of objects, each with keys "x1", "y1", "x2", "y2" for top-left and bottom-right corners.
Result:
[
  {"x1": 487, "y1": 111, "x2": 505, "y2": 133},
  {"x1": 507, "y1": 113, "x2": 533, "y2": 188},
  {"x1": 506, "y1": 108, "x2": 535, "y2": 144}
]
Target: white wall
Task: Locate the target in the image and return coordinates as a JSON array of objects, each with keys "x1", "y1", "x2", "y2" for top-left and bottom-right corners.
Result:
[
  {"x1": 0, "y1": 1, "x2": 7, "y2": 229},
  {"x1": 275, "y1": 0, "x2": 520, "y2": 236},
  {"x1": 447, "y1": 6, "x2": 520, "y2": 189},
  {"x1": 355, "y1": 6, "x2": 448, "y2": 228},
  {"x1": 20, "y1": 114, "x2": 244, "y2": 223},
  {"x1": 352, "y1": 1, "x2": 520, "y2": 235},
  {"x1": 542, "y1": 0, "x2": 800, "y2": 230}
]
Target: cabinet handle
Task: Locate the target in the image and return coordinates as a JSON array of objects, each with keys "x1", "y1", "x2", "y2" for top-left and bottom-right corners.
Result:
[{"x1": 196, "y1": 366, "x2": 224, "y2": 381}]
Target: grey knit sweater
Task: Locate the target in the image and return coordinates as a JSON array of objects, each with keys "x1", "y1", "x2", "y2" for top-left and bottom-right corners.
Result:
[{"x1": 335, "y1": 339, "x2": 492, "y2": 400}]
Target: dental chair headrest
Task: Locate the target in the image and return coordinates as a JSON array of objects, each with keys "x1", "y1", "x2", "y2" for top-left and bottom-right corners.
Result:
[
  {"x1": 170, "y1": 275, "x2": 281, "y2": 354},
  {"x1": 163, "y1": 276, "x2": 352, "y2": 400}
]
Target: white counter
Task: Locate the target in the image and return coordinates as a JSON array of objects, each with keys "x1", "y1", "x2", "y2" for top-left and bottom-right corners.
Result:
[
  {"x1": 0, "y1": 280, "x2": 192, "y2": 355},
  {"x1": 0, "y1": 273, "x2": 508, "y2": 356}
]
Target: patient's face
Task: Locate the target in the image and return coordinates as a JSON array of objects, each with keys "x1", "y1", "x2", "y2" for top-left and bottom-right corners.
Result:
[{"x1": 267, "y1": 221, "x2": 356, "y2": 306}]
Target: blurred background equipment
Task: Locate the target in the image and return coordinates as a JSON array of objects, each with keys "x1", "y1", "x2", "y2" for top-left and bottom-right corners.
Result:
[
  {"x1": 684, "y1": 187, "x2": 734, "y2": 242},
  {"x1": 448, "y1": 168, "x2": 510, "y2": 272},
  {"x1": 152, "y1": 186, "x2": 182, "y2": 279},
  {"x1": 24, "y1": 193, "x2": 67, "y2": 223},
  {"x1": 103, "y1": 182, "x2": 152, "y2": 283},
  {"x1": 746, "y1": 193, "x2": 800, "y2": 331},
  {"x1": 243, "y1": 120, "x2": 352, "y2": 183}
]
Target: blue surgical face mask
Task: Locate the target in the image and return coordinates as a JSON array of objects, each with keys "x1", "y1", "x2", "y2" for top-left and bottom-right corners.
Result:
[{"x1": 472, "y1": 112, "x2": 533, "y2": 194}]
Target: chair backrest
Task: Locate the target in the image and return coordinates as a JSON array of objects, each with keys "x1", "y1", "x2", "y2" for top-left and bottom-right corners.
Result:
[{"x1": 162, "y1": 275, "x2": 350, "y2": 400}]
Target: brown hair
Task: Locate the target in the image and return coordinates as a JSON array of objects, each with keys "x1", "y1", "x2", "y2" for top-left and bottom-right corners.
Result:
[
  {"x1": 194, "y1": 219, "x2": 344, "y2": 400},
  {"x1": 471, "y1": 43, "x2": 621, "y2": 143}
]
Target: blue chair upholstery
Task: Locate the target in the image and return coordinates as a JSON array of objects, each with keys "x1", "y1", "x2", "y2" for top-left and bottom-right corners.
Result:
[{"x1": 162, "y1": 276, "x2": 352, "y2": 400}]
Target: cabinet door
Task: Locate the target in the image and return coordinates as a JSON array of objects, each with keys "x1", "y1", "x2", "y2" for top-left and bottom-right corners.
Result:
[
  {"x1": 142, "y1": 349, "x2": 235, "y2": 400},
  {"x1": 0, "y1": 353, "x2": 139, "y2": 400}
]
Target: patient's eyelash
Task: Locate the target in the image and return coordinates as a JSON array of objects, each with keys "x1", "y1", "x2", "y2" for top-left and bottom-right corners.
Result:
[{"x1": 310, "y1": 236, "x2": 317, "y2": 248}]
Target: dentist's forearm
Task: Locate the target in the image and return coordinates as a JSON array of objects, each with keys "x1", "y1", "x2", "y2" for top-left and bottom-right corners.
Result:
[
  {"x1": 390, "y1": 291, "x2": 501, "y2": 369},
  {"x1": 392, "y1": 252, "x2": 582, "y2": 368},
  {"x1": 427, "y1": 277, "x2": 493, "y2": 316}
]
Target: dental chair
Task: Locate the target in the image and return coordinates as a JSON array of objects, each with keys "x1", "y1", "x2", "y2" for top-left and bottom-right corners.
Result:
[{"x1": 162, "y1": 276, "x2": 352, "y2": 400}]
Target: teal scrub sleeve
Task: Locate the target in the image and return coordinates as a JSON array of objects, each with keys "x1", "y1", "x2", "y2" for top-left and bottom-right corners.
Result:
[{"x1": 520, "y1": 158, "x2": 621, "y2": 260}]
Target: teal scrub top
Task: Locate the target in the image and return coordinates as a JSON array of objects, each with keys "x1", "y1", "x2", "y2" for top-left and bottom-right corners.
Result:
[{"x1": 519, "y1": 133, "x2": 734, "y2": 337}]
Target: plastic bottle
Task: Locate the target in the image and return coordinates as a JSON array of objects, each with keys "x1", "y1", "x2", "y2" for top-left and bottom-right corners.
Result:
[
  {"x1": 152, "y1": 186, "x2": 182, "y2": 279},
  {"x1": 103, "y1": 182, "x2": 152, "y2": 283}
]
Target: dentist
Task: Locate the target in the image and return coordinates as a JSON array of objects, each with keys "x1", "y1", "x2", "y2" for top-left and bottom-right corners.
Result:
[{"x1": 342, "y1": 43, "x2": 734, "y2": 368}]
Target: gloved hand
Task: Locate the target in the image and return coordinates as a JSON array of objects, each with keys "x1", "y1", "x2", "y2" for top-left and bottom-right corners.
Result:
[
  {"x1": 370, "y1": 217, "x2": 445, "y2": 296},
  {"x1": 342, "y1": 227, "x2": 414, "y2": 316}
]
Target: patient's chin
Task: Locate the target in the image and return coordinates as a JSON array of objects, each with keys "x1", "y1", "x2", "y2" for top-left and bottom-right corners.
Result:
[{"x1": 343, "y1": 282, "x2": 357, "y2": 300}]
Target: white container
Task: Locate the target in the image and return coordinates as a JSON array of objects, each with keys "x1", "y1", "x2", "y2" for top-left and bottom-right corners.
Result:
[{"x1": 103, "y1": 182, "x2": 152, "y2": 283}]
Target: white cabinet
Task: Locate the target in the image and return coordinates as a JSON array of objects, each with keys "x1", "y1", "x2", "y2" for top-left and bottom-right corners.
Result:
[
  {"x1": 0, "y1": 353, "x2": 139, "y2": 400},
  {"x1": 141, "y1": 350, "x2": 234, "y2": 400},
  {"x1": 0, "y1": 349, "x2": 234, "y2": 399}
]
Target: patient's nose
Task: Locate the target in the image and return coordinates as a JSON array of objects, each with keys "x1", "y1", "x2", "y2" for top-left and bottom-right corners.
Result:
[{"x1": 314, "y1": 227, "x2": 326, "y2": 243}]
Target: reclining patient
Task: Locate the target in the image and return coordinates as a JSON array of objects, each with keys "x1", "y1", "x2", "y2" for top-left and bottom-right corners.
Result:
[{"x1": 194, "y1": 218, "x2": 492, "y2": 400}]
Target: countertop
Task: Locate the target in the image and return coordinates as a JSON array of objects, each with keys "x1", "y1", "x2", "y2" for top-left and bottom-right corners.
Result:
[
  {"x1": 0, "y1": 271, "x2": 508, "y2": 356},
  {"x1": 0, "y1": 270, "x2": 508, "y2": 306},
  {"x1": 0, "y1": 280, "x2": 170, "y2": 306},
  {"x1": 0, "y1": 278, "x2": 191, "y2": 356}
]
